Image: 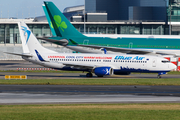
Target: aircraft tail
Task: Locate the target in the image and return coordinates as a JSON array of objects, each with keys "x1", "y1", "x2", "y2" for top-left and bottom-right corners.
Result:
[
  {"x1": 43, "y1": 1, "x2": 85, "y2": 37},
  {"x1": 42, "y1": 4, "x2": 57, "y2": 36},
  {"x1": 18, "y1": 22, "x2": 57, "y2": 57}
]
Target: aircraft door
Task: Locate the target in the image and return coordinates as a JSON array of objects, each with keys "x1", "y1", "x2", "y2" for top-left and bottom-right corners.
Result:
[
  {"x1": 83, "y1": 39, "x2": 89, "y2": 45},
  {"x1": 129, "y1": 42, "x2": 133, "y2": 48},
  {"x1": 152, "y1": 59, "x2": 156, "y2": 67}
]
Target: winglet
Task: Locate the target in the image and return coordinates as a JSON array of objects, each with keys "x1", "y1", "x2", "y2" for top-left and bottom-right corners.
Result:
[{"x1": 101, "y1": 48, "x2": 107, "y2": 54}]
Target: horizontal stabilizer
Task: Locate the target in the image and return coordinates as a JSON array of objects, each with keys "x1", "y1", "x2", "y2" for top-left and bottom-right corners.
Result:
[
  {"x1": 4, "y1": 52, "x2": 32, "y2": 57},
  {"x1": 37, "y1": 37, "x2": 69, "y2": 46}
]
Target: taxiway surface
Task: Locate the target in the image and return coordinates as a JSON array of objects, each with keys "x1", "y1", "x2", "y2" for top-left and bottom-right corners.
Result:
[
  {"x1": 1, "y1": 60, "x2": 180, "y2": 104},
  {"x1": 0, "y1": 60, "x2": 180, "y2": 79},
  {"x1": 1, "y1": 93, "x2": 180, "y2": 104},
  {"x1": 0, "y1": 85, "x2": 180, "y2": 104}
]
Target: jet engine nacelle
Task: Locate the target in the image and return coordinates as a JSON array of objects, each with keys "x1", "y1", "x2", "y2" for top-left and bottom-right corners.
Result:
[
  {"x1": 94, "y1": 67, "x2": 113, "y2": 77},
  {"x1": 58, "y1": 39, "x2": 69, "y2": 46}
]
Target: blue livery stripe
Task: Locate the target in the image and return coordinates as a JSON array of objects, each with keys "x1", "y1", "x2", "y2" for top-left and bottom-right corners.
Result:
[{"x1": 35, "y1": 50, "x2": 45, "y2": 61}]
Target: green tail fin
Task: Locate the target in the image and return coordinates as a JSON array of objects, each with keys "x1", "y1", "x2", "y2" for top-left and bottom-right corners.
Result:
[
  {"x1": 43, "y1": 1, "x2": 84, "y2": 37},
  {"x1": 42, "y1": 4, "x2": 57, "y2": 36}
]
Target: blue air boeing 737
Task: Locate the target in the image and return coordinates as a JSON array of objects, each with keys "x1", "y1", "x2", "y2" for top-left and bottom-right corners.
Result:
[{"x1": 5, "y1": 22, "x2": 176, "y2": 78}]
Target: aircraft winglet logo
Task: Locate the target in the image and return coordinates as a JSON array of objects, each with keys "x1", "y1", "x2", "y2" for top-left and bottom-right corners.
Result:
[
  {"x1": 21, "y1": 26, "x2": 31, "y2": 44},
  {"x1": 35, "y1": 50, "x2": 45, "y2": 61},
  {"x1": 50, "y1": 15, "x2": 67, "y2": 32}
]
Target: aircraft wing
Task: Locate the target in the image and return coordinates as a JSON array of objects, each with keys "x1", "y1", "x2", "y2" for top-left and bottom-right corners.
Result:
[
  {"x1": 155, "y1": 51, "x2": 180, "y2": 57},
  {"x1": 4, "y1": 52, "x2": 33, "y2": 57},
  {"x1": 77, "y1": 44, "x2": 180, "y2": 57},
  {"x1": 38, "y1": 37, "x2": 180, "y2": 57},
  {"x1": 38, "y1": 37, "x2": 152, "y2": 54},
  {"x1": 62, "y1": 62, "x2": 108, "y2": 69},
  {"x1": 77, "y1": 44, "x2": 153, "y2": 54}
]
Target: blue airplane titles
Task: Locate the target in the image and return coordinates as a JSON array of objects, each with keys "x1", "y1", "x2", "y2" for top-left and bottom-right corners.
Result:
[{"x1": 115, "y1": 56, "x2": 145, "y2": 60}]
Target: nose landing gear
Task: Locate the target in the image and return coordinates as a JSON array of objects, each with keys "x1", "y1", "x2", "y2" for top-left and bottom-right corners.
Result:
[
  {"x1": 157, "y1": 75, "x2": 161, "y2": 79},
  {"x1": 157, "y1": 72, "x2": 167, "y2": 79}
]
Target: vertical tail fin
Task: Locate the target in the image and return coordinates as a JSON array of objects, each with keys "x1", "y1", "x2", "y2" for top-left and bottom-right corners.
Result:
[
  {"x1": 43, "y1": 1, "x2": 85, "y2": 37},
  {"x1": 18, "y1": 22, "x2": 57, "y2": 56},
  {"x1": 42, "y1": 4, "x2": 57, "y2": 36}
]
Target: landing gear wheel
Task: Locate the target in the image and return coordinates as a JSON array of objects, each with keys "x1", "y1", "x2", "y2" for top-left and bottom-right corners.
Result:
[
  {"x1": 86, "y1": 73, "x2": 93, "y2": 77},
  {"x1": 157, "y1": 75, "x2": 161, "y2": 79}
]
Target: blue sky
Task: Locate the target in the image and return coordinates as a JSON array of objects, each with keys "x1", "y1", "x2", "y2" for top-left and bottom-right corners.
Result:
[{"x1": 0, "y1": 0, "x2": 84, "y2": 18}]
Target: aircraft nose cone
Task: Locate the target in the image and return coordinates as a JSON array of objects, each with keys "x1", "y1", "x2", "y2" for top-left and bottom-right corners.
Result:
[{"x1": 170, "y1": 63, "x2": 177, "y2": 71}]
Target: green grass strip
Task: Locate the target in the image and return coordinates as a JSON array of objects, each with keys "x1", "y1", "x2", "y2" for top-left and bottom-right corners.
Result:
[
  {"x1": 1, "y1": 78, "x2": 180, "y2": 85},
  {"x1": 0, "y1": 103, "x2": 180, "y2": 120}
]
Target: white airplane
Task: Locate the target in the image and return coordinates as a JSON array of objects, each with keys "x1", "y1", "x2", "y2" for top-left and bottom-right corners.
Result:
[{"x1": 6, "y1": 22, "x2": 176, "y2": 78}]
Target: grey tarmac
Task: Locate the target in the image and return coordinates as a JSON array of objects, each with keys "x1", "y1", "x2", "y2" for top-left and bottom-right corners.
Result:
[
  {"x1": 1, "y1": 93, "x2": 180, "y2": 104},
  {"x1": 0, "y1": 85, "x2": 180, "y2": 104},
  {"x1": 1, "y1": 60, "x2": 180, "y2": 104},
  {"x1": 0, "y1": 60, "x2": 180, "y2": 79}
]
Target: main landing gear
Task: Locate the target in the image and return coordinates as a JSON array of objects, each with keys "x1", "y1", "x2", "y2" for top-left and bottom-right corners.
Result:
[{"x1": 86, "y1": 72, "x2": 93, "y2": 77}]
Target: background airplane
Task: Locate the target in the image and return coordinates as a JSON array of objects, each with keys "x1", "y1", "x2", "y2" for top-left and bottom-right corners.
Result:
[
  {"x1": 5, "y1": 22, "x2": 176, "y2": 78},
  {"x1": 38, "y1": 1, "x2": 180, "y2": 57}
]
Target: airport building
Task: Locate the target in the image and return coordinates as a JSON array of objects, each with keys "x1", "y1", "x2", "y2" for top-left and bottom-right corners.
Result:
[{"x1": 1, "y1": 0, "x2": 180, "y2": 60}]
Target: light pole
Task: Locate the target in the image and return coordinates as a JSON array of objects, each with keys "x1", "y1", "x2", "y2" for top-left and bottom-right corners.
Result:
[
  {"x1": 169, "y1": 1, "x2": 172, "y2": 35},
  {"x1": 168, "y1": 1, "x2": 180, "y2": 35},
  {"x1": 164, "y1": 0, "x2": 171, "y2": 35},
  {"x1": 84, "y1": 0, "x2": 86, "y2": 34}
]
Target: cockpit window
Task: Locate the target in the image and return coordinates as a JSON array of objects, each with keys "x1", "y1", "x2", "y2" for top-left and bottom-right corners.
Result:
[{"x1": 162, "y1": 60, "x2": 170, "y2": 63}]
